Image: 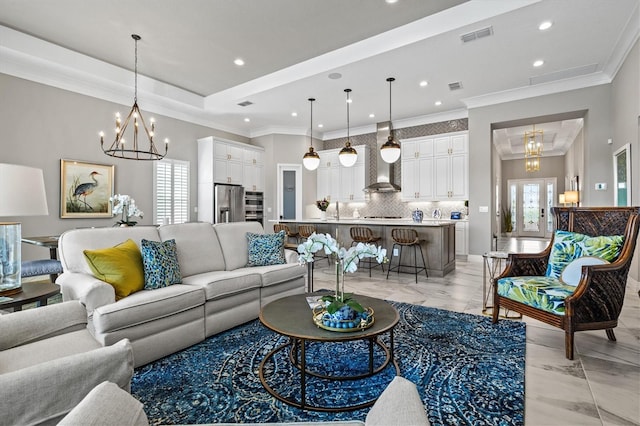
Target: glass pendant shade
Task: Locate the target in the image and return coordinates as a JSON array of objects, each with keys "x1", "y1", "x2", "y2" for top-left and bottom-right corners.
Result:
[
  {"x1": 381, "y1": 136, "x2": 401, "y2": 163},
  {"x1": 339, "y1": 88, "x2": 358, "y2": 167},
  {"x1": 303, "y1": 147, "x2": 320, "y2": 170}
]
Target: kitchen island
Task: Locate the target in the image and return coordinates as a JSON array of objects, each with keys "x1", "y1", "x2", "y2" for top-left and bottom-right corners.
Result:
[{"x1": 272, "y1": 218, "x2": 456, "y2": 277}]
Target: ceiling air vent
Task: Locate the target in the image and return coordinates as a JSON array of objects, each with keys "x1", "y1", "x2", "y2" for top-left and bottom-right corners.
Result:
[
  {"x1": 460, "y1": 26, "x2": 493, "y2": 43},
  {"x1": 448, "y1": 81, "x2": 463, "y2": 91},
  {"x1": 237, "y1": 100, "x2": 253, "y2": 107}
]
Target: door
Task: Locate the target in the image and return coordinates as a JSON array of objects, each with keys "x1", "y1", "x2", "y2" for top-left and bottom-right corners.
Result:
[
  {"x1": 282, "y1": 170, "x2": 296, "y2": 219},
  {"x1": 507, "y1": 178, "x2": 556, "y2": 238}
]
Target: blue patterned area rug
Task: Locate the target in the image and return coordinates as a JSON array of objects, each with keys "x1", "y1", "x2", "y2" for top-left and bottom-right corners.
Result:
[{"x1": 131, "y1": 302, "x2": 525, "y2": 425}]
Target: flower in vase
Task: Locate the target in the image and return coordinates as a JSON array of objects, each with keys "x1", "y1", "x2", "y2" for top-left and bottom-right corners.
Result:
[
  {"x1": 297, "y1": 232, "x2": 387, "y2": 314},
  {"x1": 110, "y1": 194, "x2": 144, "y2": 226},
  {"x1": 316, "y1": 198, "x2": 330, "y2": 212}
]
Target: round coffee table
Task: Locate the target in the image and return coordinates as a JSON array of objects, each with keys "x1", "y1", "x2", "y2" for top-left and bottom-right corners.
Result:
[
  {"x1": 0, "y1": 280, "x2": 60, "y2": 312},
  {"x1": 258, "y1": 293, "x2": 400, "y2": 411}
]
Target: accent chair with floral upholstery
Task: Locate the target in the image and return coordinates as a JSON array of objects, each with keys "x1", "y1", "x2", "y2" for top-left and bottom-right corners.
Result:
[{"x1": 493, "y1": 207, "x2": 640, "y2": 359}]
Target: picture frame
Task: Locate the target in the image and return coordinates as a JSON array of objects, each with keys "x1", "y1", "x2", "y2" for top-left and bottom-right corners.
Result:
[{"x1": 60, "y1": 159, "x2": 114, "y2": 218}]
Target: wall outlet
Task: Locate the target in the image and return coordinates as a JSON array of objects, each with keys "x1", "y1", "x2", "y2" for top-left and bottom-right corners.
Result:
[
  {"x1": 393, "y1": 248, "x2": 399, "y2": 256},
  {"x1": 595, "y1": 183, "x2": 607, "y2": 190},
  {"x1": 479, "y1": 206, "x2": 489, "y2": 213}
]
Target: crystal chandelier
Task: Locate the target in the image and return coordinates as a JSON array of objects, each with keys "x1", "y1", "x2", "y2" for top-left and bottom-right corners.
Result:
[{"x1": 100, "y1": 34, "x2": 168, "y2": 160}]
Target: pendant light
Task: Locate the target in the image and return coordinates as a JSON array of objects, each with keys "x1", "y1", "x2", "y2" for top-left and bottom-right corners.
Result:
[
  {"x1": 302, "y1": 98, "x2": 320, "y2": 171},
  {"x1": 100, "y1": 34, "x2": 169, "y2": 160},
  {"x1": 380, "y1": 77, "x2": 401, "y2": 163},
  {"x1": 338, "y1": 88, "x2": 358, "y2": 167}
]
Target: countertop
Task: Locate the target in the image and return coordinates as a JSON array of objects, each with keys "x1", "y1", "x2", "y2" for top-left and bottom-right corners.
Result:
[{"x1": 270, "y1": 218, "x2": 465, "y2": 227}]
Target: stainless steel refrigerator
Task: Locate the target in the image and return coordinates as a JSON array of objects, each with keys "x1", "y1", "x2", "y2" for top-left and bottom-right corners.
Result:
[{"x1": 214, "y1": 184, "x2": 245, "y2": 223}]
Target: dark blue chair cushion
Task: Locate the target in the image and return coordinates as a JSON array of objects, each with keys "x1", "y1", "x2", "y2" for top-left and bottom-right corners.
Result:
[{"x1": 21, "y1": 259, "x2": 63, "y2": 277}]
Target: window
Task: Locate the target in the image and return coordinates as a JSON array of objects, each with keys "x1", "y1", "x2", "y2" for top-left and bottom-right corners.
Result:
[{"x1": 154, "y1": 159, "x2": 189, "y2": 225}]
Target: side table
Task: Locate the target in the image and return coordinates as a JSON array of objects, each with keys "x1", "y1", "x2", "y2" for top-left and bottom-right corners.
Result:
[
  {"x1": 482, "y1": 252, "x2": 521, "y2": 319},
  {"x1": 0, "y1": 281, "x2": 60, "y2": 312}
]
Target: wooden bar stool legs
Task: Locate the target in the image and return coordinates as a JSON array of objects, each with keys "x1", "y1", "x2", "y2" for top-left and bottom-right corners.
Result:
[
  {"x1": 386, "y1": 228, "x2": 428, "y2": 283},
  {"x1": 349, "y1": 227, "x2": 384, "y2": 277}
]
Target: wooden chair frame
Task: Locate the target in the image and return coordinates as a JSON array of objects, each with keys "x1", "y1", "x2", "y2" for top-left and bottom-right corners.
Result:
[{"x1": 492, "y1": 207, "x2": 640, "y2": 359}]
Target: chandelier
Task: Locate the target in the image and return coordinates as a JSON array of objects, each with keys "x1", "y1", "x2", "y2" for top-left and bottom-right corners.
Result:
[
  {"x1": 525, "y1": 155, "x2": 540, "y2": 172},
  {"x1": 524, "y1": 124, "x2": 542, "y2": 172},
  {"x1": 302, "y1": 98, "x2": 320, "y2": 170},
  {"x1": 100, "y1": 34, "x2": 168, "y2": 160},
  {"x1": 338, "y1": 88, "x2": 358, "y2": 167}
]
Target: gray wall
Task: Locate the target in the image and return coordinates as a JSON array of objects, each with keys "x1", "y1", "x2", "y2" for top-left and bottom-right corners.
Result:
[{"x1": 0, "y1": 73, "x2": 249, "y2": 261}]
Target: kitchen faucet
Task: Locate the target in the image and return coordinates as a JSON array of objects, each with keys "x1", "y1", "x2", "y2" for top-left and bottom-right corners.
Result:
[{"x1": 335, "y1": 201, "x2": 340, "y2": 220}]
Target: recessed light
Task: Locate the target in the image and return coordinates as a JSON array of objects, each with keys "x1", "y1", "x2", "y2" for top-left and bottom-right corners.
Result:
[
  {"x1": 291, "y1": 112, "x2": 298, "y2": 117},
  {"x1": 538, "y1": 21, "x2": 552, "y2": 31},
  {"x1": 244, "y1": 118, "x2": 250, "y2": 122},
  {"x1": 385, "y1": 0, "x2": 398, "y2": 3},
  {"x1": 369, "y1": 113, "x2": 375, "y2": 118},
  {"x1": 419, "y1": 80, "x2": 428, "y2": 87},
  {"x1": 328, "y1": 72, "x2": 342, "y2": 80},
  {"x1": 533, "y1": 59, "x2": 544, "y2": 67},
  {"x1": 318, "y1": 124, "x2": 323, "y2": 128},
  {"x1": 234, "y1": 58, "x2": 245, "y2": 66},
  {"x1": 435, "y1": 101, "x2": 442, "y2": 106}
]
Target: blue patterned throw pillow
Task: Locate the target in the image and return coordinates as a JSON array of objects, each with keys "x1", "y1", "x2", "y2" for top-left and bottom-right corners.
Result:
[
  {"x1": 545, "y1": 230, "x2": 623, "y2": 279},
  {"x1": 246, "y1": 231, "x2": 286, "y2": 267},
  {"x1": 141, "y1": 239, "x2": 182, "y2": 289}
]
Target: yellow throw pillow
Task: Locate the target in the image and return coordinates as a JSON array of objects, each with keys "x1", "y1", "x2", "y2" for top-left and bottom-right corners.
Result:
[{"x1": 83, "y1": 239, "x2": 145, "y2": 300}]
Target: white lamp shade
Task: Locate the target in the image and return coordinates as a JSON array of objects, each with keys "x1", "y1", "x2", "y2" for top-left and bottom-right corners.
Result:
[
  {"x1": 0, "y1": 164, "x2": 49, "y2": 217},
  {"x1": 380, "y1": 145, "x2": 401, "y2": 163},
  {"x1": 303, "y1": 155, "x2": 320, "y2": 171},
  {"x1": 564, "y1": 191, "x2": 579, "y2": 204},
  {"x1": 559, "y1": 193, "x2": 566, "y2": 204},
  {"x1": 339, "y1": 151, "x2": 358, "y2": 167}
]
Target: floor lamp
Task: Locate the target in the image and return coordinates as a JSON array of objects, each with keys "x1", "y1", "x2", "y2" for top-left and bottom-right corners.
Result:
[{"x1": 0, "y1": 164, "x2": 49, "y2": 295}]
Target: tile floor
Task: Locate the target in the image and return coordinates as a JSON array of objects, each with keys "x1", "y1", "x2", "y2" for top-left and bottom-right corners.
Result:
[{"x1": 310, "y1": 238, "x2": 640, "y2": 425}]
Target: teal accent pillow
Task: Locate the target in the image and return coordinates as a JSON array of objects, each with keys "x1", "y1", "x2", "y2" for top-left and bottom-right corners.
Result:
[
  {"x1": 545, "y1": 230, "x2": 623, "y2": 279},
  {"x1": 141, "y1": 239, "x2": 182, "y2": 289},
  {"x1": 246, "y1": 231, "x2": 286, "y2": 267}
]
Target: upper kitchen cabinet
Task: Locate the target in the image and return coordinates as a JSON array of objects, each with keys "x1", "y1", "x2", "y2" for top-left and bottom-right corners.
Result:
[
  {"x1": 338, "y1": 145, "x2": 369, "y2": 202},
  {"x1": 433, "y1": 132, "x2": 468, "y2": 201},
  {"x1": 198, "y1": 136, "x2": 264, "y2": 189},
  {"x1": 316, "y1": 149, "x2": 340, "y2": 202},
  {"x1": 401, "y1": 137, "x2": 434, "y2": 201}
]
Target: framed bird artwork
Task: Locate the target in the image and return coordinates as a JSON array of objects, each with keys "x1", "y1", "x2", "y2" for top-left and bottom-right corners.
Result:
[{"x1": 60, "y1": 159, "x2": 114, "y2": 218}]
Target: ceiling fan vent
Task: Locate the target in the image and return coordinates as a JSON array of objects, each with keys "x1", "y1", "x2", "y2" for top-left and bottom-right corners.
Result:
[
  {"x1": 448, "y1": 81, "x2": 463, "y2": 91},
  {"x1": 460, "y1": 26, "x2": 493, "y2": 43},
  {"x1": 237, "y1": 100, "x2": 253, "y2": 107}
]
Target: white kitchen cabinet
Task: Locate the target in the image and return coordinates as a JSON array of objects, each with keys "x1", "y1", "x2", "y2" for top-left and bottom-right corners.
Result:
[
  {"x1": 338, "y1": 145, "x2": 369, "y2": 202},
  {"x1": 455, "y1": 221, "x2": 468, "y2": 258},
  {"x1": 211, "y1": 140, "x2": 243, "y2": 185},
  {"x1": 198, "y1": 135, "x2": 265, "y2": 188},
  {"x1": 242, "y1": 146, "x2": 264, "y2": 192},
  {"x1": 433, "y1": 132, "x2": 468, "y2": 200},
  {"x1": 316, "y1": 149, "x2": 340, "y2": 202},
  {"x1": 401, "y1": 137, "x2": 434, "y2": 201}
]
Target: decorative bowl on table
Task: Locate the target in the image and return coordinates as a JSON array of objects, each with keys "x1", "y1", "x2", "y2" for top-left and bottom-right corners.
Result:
[{"x1": 312, "y1": 304, "x2": 375, "y2": 332}]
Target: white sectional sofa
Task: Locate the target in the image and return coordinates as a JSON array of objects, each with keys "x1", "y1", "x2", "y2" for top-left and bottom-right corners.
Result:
[{"x1": 57, "y1": 221, "x2": 305, "y2": 367}]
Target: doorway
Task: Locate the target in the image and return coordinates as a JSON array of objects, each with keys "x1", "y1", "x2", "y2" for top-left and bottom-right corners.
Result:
[
  {"x1": 276, "y1": 164, "x2": 302, "y2": 220},
  {"x1": 507, "y1": 178, "x2": 556, "y2": 238}
]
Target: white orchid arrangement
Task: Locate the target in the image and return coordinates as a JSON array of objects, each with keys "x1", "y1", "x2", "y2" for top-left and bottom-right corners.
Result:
[
  {"x1": 297, "y1": 232, "x2": 387, "y2": 314},
  {"x1": 110, "y1": 194, "x2": 144, "y2": 226}
]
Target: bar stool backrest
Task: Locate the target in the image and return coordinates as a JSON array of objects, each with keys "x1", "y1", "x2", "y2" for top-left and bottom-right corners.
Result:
[
  {"x1": 273, "y1": 224, "x2": 291, "y2": 235},
  {"x1": 298, "y1": 225, "x2": 316, "y2": 239},
  {"x1": 350, "y1": 226, "x2": 374, "y2": 243},
  {"x1": 391, "y1": 228, "x2": 419, "y2": 245}
]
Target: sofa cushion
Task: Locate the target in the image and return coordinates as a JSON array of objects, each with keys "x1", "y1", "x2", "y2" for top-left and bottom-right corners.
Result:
[
  {"x1": 0, "y1": 329, "x2": 101, "y2": 374},
  {"x1": 58, "y1": 226, "x2": 161, "y2": 275},
  {"x1": 213, "y1": 222, "x2": 265, "y2": 271},
  {"x1": 243, "y1": 263, "x2": 306, "y2": 287},
  {"x1": 247, "y1": 231, "x2": 286, "y2": 266},
  {"x1": 181, "y1": 270, "x2": 262, "y2": 300},
  {"x1": 141, "y1": 239, "x2": 182, "y2": 289},
  {"x1": 83, "y1": 239, "x2": 145, "y2": 300},
  {"x1": 545, "y1": 230, "x2": 624, "y2": 279},
  {"x1": 158, "y1": 222, "x2": 226, "y2": 277},
  {"x1": 497, "y1": 276, "x2": 576, "y2": 315},
  {"x1": 92, "y1": 284, "x2": 204, "y2": 334}
]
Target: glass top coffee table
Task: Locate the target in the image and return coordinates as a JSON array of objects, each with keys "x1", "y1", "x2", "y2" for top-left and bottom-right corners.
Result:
[{"x1": 258, "y1": 292, "x2": 400, "y2": 411}]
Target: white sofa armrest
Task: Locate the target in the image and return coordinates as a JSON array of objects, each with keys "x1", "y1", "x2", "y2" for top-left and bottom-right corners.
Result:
[
  {"x1": 0, "y1": 339, "x2": 135, "y2": 426},
  {"x1": 285, "y1": 248, "x2": 300, "y2": 264},
  {"x1": 0, "y1": 301, "x2": 87, "y2": 350},
  {"x1": 365, "y1": 376, "x2": 429, "y2": 426},
  {"x1": 58, "y1": 271, "x2": 116, "y2": 314},
  {"x1": 59, "y1": 381, "x2": 149, "y2": 426}
]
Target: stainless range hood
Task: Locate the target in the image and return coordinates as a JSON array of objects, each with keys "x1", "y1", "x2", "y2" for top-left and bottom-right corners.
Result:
[{"x1": 363, "y1": 121, "x2": 401, "y2": 193}]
